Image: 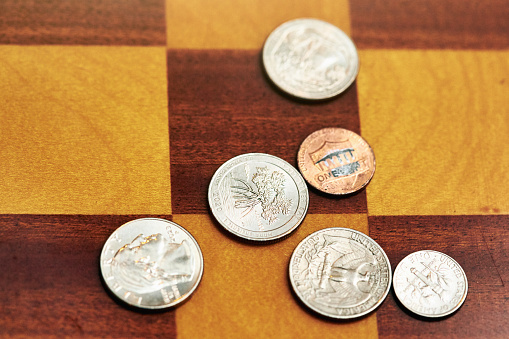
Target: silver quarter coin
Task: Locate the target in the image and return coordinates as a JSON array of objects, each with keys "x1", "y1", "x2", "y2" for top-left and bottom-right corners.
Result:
[
  {"x1": 263, "y1": 18, "x2": 359, "y2": 100},
  {"x1": 289, "y1": 227, "x2": 391, "y2": 319},
  {"x1": 208, "y1": 153, "x2": 309, "y2": 241},
  {"x1": 393, "y1": 250, "x2": 468, "y2": 318},
  {"x1": 100, "y1": 218, "x2": 204, "y2": 309}
]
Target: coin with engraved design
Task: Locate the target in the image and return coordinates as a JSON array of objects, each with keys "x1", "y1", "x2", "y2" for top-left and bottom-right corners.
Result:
[
  {"x1": 393, "y1": 250, "x2": 468, "y2": 318},
  {"x1": 100, "y1": 218, "x2": 203, "y2": 309},
  {"x1": 208, "y1": 153, "x2": 309, "y2": 241},
  {"x1": 263, "y1": 18, "x2": 359, "y2": 100},
  {"x1": 289, "y1": 227, "x2": 391, "y2": 319},
  {"x1": 297, "y1": 127, "x2": 375, "y2": 195}
]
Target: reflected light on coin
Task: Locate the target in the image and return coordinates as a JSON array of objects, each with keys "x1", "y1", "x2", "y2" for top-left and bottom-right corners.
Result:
[
  {"x1": 297, "y1": 127, "x2": 375, "y2": 195},
  {"x1": 289, "y1": 227, "x2": 391, "y2": 319},
  {"x1": 263, "y1": 18, "x2": 359, "y2": 100},
  {"x1": 208, "y1": 153, "x2": 309, "y2": 242},
  {"x1": 100, "y1": 218, "x2": 204, "y2": 310},
  {"x1": 393, "y1": 250, "x2": 468, "y2": 318}
]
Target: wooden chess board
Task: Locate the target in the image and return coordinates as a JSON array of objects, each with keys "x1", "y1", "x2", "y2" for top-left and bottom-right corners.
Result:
[{"x1": 1, "y1": 1, "x2": 508, "y2": 338}]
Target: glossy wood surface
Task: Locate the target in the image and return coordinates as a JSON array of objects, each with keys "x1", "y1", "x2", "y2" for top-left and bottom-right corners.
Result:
[{"x1": 0, "y1": 0, "x2": 507, "y2": 338}]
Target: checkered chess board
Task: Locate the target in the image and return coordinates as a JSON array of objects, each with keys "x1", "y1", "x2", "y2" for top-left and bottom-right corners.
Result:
[{"x1": 1, "y1": 0, "x2": 508, "y2": 338}]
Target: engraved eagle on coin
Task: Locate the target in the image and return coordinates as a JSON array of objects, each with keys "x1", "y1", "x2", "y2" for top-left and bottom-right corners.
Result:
[{"x1": 312, "y1": 236, "x2": 377, "y2": 307}]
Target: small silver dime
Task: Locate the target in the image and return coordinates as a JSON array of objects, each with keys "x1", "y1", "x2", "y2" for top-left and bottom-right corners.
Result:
[
  {"x1": 393, "y1": 250, "x2": 468, "y2": 318},
  {"x1": 208, "y1": 153, "x2": 309, "y2": 241},
  {"x1": 100, "y1": 218, "x2": 203, "y2": 309},
  {"x1": 289, "y1": 228, "x2": 391, "y2": 319},
  {"x1": 263, "y1": 18, "x2": 359, "y2": 100}
]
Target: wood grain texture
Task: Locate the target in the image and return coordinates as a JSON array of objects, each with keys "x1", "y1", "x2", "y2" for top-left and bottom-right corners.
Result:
[
  {"x1": 1, "y1": 0, "x2": 508, "y2": 338},
  {"x1": 173, "y1": 213, "x2": 377, "y2": 339},
  {"x1": 0, "y1": 45, "x2": 171, "y2": 215},
  {"x1": 357, "y1": 49, "x2": 509, "y2": 216},
  {"x1": 0, "y1": 214, "x2": 176, "y2": 339},
  {"x1": 350, "y1": 0, "x2": 509, "y2": 49},
  {"x1": 167, "y1": 49, "x2": 365, "y2": 214},
  {"x1": 369, "y1": 215, "x2": 509, "y2": 339},
  {"x1": 0, "y1": 0, "x2": 166, "y2": 45},
  {"x1": 166, "y1": 0, "x2": 351, "y2": 49}
]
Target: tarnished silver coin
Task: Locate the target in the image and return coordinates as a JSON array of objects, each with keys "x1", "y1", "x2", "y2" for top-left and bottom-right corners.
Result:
[
  {"x1": 289, "y1": 228, "x2": 391, "y2": 319},
  {"x1": 393, "y1": 250, "x2": 468, "y2": 318},
  {"x1": 100, "y1": 218, "x2": 203, "y2": 309},
  {"x1": 208, "y1": 153, "x2": 309, "y2": 241},
  {"x1": 263, "y1": 18, "x2": 359, "y2": 100}
]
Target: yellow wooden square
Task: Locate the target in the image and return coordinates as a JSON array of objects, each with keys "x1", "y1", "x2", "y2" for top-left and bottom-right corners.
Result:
[
  {"x1": 358, "y1": 50, "x2": 509, "y2": 216},
  {"x1": 166, "y1": 0, "x2": 351, "y2": 49},
  {"x1": 0, "y1": 45, "x2": 171, "y2": 214},
  {"x1": 173, "y1": 214, "x2": 377, "y2": 339}
]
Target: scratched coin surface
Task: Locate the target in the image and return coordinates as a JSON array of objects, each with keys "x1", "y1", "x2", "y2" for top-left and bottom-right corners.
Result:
[
  {"x1": 100, "y1": 218, "x2": 204, "y2": 309},
  {"x1": 297, "y1": 127, "x2": 375, "y2": 195},
  {"x1": 393, "y1": 250, "x2": 468, "y2": 318},
  {"x1": 289, "y1": 228, "x2": 391, "y2": 319},
  {"x1": 263, "y1": 18, "x2": 359, "y2": 100},
  {"x1": 208, "y1": 153, "x2": 309, "y2": 241}
]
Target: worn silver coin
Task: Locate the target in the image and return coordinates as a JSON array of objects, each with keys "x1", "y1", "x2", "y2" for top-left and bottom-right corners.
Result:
[
  {"x1": 289, "y1": 227, "x2": 391, "y2": 319},
  {"x1": 263, "y1": 18, "x2": 359, "y2": 100},
  {"x1": 208, "y1": 153, "x2": 309, "y2": 241},
  {"x1": 100, "y1": 218, "x2": 204, "y2": 309},
  {"x1": 393, "y1": 250, "x2": 468, "y2": 318}
]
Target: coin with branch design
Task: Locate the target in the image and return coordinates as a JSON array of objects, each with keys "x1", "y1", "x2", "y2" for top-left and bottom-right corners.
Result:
[
  {"x1": 289, "y1": 228, "x2": 391, "y2": 319},
  {"x1": 393, "y1": 250, "x2": 468, "y2": 318},
  {"x1": 208, "y1": 153, "x2": 309, "y2": 241}
]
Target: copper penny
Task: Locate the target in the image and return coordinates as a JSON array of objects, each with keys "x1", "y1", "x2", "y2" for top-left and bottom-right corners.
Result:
[{"x1": 297, "y1": 128, "x2": 375, "y2": 195}]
